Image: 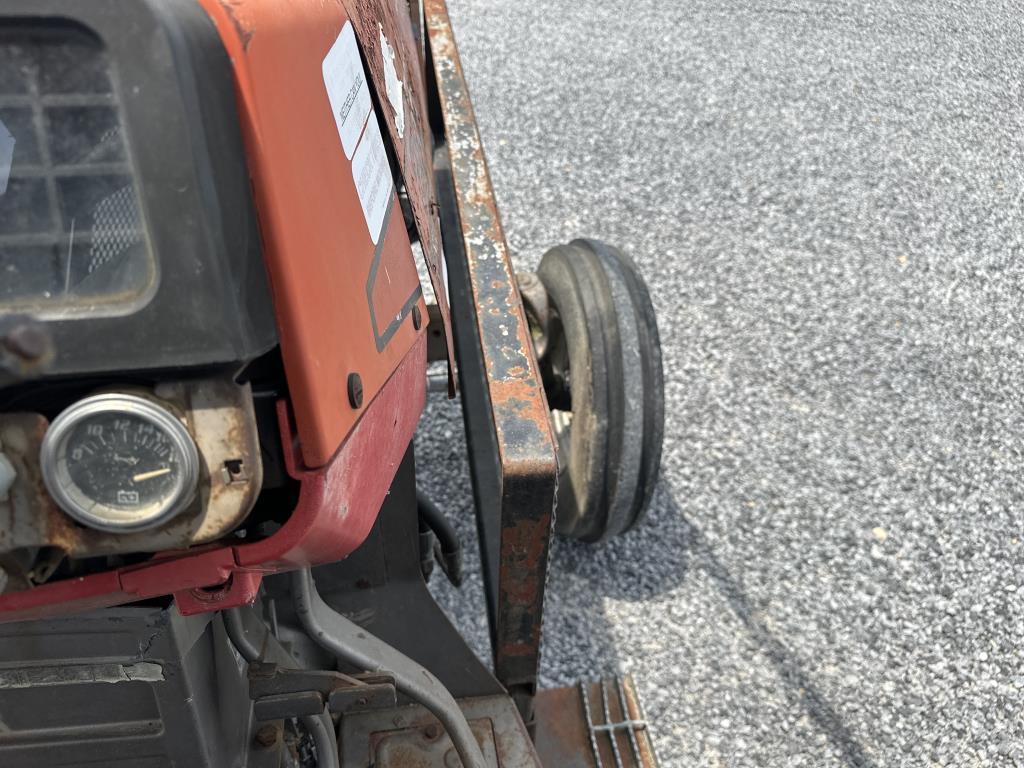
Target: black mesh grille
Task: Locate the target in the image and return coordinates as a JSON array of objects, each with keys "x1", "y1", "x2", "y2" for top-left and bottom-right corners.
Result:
[{"x1": 0, "y1": 22, "x2": 153, "y2": 315}]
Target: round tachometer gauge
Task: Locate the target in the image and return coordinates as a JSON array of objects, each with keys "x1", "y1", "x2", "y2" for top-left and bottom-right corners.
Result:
[{"x1": 40, "y1": 394, "x2": 200, "y2": 533}]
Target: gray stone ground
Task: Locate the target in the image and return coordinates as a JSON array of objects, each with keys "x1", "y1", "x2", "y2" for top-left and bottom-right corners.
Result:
[{"x1": 416, "y1": 2, "x2": 1024, "y2": 765}]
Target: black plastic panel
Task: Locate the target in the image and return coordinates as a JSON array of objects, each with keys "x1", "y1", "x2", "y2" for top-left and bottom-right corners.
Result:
[{"x1": 0, "y1": 608, "x2": 267, "y2": 768}]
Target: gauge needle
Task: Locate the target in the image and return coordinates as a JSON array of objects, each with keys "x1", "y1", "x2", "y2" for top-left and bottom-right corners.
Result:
[{"x1": 133, "y1": 467, "x2": 171, "y2": 482}]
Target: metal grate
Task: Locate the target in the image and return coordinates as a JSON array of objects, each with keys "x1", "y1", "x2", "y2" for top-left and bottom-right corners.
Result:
[
  {"x1": 579, "y1": 678, "x2": 653, "y2": 768},
  {"x1": 0, "y1": 21, "x2": 151, "y2": 314}
]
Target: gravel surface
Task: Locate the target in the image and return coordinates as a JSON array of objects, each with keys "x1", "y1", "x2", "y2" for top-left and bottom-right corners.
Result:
[{"x1": 416, "y1": 2, "x2": 1024, "y2": 765}]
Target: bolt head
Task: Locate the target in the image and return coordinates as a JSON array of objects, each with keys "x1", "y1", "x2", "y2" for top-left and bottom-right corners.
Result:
[
  {"x1": 2, "y1": 323, "x2": 49, "y2": 361},
  {"x1": 347, "y1": 372, "x2": 364, "y2": 409},
  {"x1": 254, "y1": 724, "x2": 279, "y2": 748},
  {"x1": 412, "y1": 304, "x2": 423, "y2": 331}
]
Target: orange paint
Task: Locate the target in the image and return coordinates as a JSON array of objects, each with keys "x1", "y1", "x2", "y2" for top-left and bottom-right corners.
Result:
[{"x1": 197, "y1": 0, "x2": 425, "y2": 467}]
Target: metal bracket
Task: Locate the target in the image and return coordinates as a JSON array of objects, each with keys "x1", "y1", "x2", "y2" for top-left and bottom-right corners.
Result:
[
  {"x1": 291, "y1": 568, "x2": 488, "y2": 768},
  {"x1": 425, "y1": 0, "x2": 560, "y2": 725},
  {"x1": 248, "y1": 662, "x2": 397, "y2": 721}
]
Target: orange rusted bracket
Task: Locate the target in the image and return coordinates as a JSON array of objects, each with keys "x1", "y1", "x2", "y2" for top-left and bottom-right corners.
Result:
[{"x1": 425, "y1": 0, "x2": 559, "y2": 726}]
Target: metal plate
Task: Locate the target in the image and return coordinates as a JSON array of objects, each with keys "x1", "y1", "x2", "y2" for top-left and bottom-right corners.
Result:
[
  {"x1": 342, "y1": 0, "x2": 458, "y2": 394},
  {"x1": 0, "y1": 337, "x2": 426, "y2": 622},
  {"x1": 0, "y1": 379, "x2": 262, "y2": 559},
  {"x1": 342, "y1": 695, "x2": 543, "y2": 767},
  {"x1": 0, "y1": 608, "x2": 275, "y2": 768},
  {"x1": 533, "y1": 677, "x2": 660, "y2": 768}
]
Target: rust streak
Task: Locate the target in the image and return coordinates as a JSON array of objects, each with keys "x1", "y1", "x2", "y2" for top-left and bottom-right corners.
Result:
[{"x1": 427, "y1": 0, "x2": 558, "y2": 704}]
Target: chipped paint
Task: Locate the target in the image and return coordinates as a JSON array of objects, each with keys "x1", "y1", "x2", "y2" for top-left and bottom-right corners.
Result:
[
  {"x1": 344, "y1": 0, "x2": 457, "y2": 391},
  {"x1": 378, "y1": 24, "x2": 405, "y2": 138},
  {"x1": 426, "y1": 0, "x2": 558, "y2": 706},
  {"x1": 0, "y1": 661, "x2": 164, "y2": 688},
  {"x1": 219, "y1": 0, "x2": 254, "y2": 51}
]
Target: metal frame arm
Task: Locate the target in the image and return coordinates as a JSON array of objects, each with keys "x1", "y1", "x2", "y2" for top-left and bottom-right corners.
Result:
[
  {"x1": 222, "y1": 606, "x2": 340, "y2": 768},
  {"x1": 425, "y1": 0, "x2": 560, "y2": 724},
  {"x1": 290, "y1": 568, "x2": 487, "y2": 768}
]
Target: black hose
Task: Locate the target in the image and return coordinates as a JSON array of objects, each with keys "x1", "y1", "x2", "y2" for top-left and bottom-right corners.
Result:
[
  {"x1": 419, "y1": 516, "x2": 436, "y2": 581},
  {"x1": 417, "y1": 491, "x2": 463, "y2": 586}
]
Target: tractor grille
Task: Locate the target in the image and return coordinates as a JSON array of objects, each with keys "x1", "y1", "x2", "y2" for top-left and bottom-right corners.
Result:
[{"x1": 0, "y1": 21, "x2": 152, "y2": 316}]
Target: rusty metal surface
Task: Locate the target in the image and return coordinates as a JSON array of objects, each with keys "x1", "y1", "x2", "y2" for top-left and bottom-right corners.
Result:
[
  {"x1": 293, "y1": 566, "x2": 488, "y2": 768},
  {"x1": 372, "y1": 720, "x2": 500, "y2": 768},
  {"x1": 0, "y1": 412, "x2": 59, "y2": 588},
  {"x1": 0, "y1": 379, "x2": 262, "y2": 567},
  {"x1": 425, "y1": 0, "x2": 559, "y2": 719},
  {"x1": 533, "y1": 677, "x2": 659, "y2": 768},
  {"x1": 344, "y1": 0, "x2": 457, "y2": 393},
  {"x1": 341, "y1": 695, "x2": 543, "y2": 767},
  {"x1": 425, "y1": 302, "x2": 449, "y2": 363},
  {"x1": 176, "y1": 380, "x2": 263, "y2": 546},
  {"x1": 0, "y1": 336, "x2": 427, "y2": 622}
]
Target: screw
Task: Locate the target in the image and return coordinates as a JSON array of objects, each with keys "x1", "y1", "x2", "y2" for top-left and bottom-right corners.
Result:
[
  {"x1": 254, "y1": 724, "x2": 278, "y2": 748},
  {"x1": 2, "y1": 323, "x2": 49, "y2": 362},
  {"x1": 347, "y1": 372, "x2": 364, "y2": 409},
  {"x1": 424, "y1": 723, "x2": 440, "y2": 740},
  {"x1": 412, "y1": 304, "x2": 423, "y2": 331}
]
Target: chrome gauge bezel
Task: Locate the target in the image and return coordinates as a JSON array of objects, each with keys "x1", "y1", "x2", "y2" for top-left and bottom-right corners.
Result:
[{"x1": 39, "y1": 393, "x2": 200, "y2": 533}]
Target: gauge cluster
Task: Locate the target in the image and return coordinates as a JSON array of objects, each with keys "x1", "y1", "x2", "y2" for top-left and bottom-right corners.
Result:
[{"x1": 0, "y1": 378, "x2": 263, "y2": 586}]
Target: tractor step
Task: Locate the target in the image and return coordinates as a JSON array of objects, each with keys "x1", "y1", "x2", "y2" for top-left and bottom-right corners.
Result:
[{"x1": 533, "y1": 676, "x2": 660, "y2": 768}]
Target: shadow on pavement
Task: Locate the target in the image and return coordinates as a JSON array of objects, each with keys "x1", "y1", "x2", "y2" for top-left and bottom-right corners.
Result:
[
  {"x1": 417, "y1": 388, "x2": 873, "y2": 765},
  {"x1": 555, "y1": 483, "x2": 877, "y2": 768}
]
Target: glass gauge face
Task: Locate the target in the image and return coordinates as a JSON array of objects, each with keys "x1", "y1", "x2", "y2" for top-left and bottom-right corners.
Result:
[{"x1": 41, "y1": 394, "x2": 199, "y2": 532}]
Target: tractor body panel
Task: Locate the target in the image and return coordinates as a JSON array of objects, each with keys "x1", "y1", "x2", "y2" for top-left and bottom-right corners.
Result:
[{"x1": 198, "y1": 0, "x2": 428, "y2": 469}]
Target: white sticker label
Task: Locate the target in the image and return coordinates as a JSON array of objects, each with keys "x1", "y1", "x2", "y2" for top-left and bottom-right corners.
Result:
[
  {"x1": 351, "y1": 115, "x2": 393, "y2": 244},
  {"x1": 0, "y1": 118, "x2": 14, "y2": 196},
  {"x1": 322, "y1": 22, "x2": 372, "y2": 159}
]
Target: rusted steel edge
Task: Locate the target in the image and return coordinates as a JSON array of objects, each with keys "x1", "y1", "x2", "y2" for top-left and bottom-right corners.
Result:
[
  {"x1": 621, "y1": 676, "x2": 660, "y2": 767},
  {"x1": 424, "y1": 0, "x2": 558, "y2": 715}
]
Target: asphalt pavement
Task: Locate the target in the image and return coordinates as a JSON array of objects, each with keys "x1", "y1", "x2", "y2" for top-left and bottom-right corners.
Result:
[{"x1": 416, "y1": 2, "x2": 1024, "y2": 765}]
